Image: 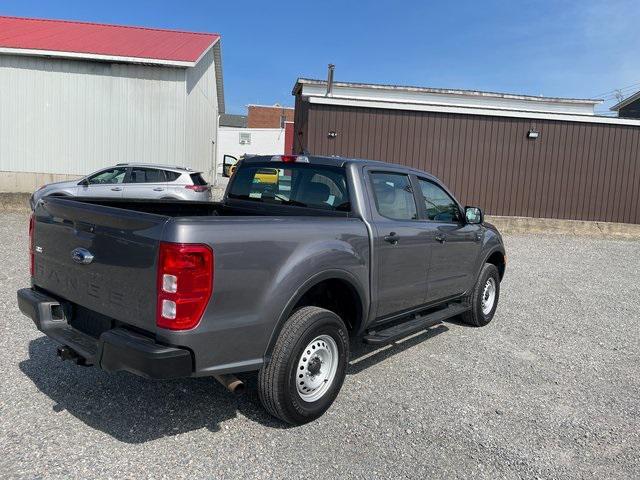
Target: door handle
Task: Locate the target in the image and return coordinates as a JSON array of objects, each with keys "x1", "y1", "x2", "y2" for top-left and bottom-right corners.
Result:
[
  {"x1": 384, "y1": 232, "x2": 399, "y2": 244},
  {"x1": 435, "y1": 234, "x2": 446, "y2": 243},
  {"x1": 153, "y1": 187, "x2": 164, "y2": 191},
  {"x1": 111, "y1": 187, "x2": 122, "y2": 191}
]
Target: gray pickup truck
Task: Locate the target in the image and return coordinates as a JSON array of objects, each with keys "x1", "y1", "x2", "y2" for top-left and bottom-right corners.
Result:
[{"x1": 18, "y1": 154, "x2": 506, "y2": 425}]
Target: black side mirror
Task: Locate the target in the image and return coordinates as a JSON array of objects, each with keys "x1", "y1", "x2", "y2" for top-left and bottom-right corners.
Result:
[
  {"x1": 79, "y1": 178, "x2": 89, "y2": 186},
  {"x1": 465, "y1": 206, "x2": 483, "y2": 224}
]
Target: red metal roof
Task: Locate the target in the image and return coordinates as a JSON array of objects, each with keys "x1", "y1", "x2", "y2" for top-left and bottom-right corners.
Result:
[{"x1": 0, "y1": 16, "x2": 219, "y2": 65}]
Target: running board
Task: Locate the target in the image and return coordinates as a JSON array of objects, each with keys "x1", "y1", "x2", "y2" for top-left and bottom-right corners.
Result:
[{"x1": 363, "y1": 303, "x2": 470, "y2": 345}]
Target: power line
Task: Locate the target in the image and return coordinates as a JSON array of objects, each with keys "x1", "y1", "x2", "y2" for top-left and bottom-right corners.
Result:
[{"x1": 593, "y1": 81, "x2": 640, "y2": 99}]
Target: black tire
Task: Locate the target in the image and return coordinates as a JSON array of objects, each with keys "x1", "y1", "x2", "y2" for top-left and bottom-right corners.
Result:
[
  {"x1": 460, "y1": 263, "x2": 500, "y2": 327},
  {"x1": 258, "y1": 306, "x2": 349, "y2": 425}
]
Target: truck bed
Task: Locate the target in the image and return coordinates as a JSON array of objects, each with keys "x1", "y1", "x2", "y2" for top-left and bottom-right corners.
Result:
[{"x1": 30, "y1": 195, "x2": 370, "y2": 375}]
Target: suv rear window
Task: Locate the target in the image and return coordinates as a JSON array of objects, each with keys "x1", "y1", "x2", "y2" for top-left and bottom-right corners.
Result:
[
  {"x1": 228, "y1": 162, "x2": 350, "y2": 211},
  {"x1": 165, "y1": 170, "x2": 181, "y2": 182},
  {"x1": 190, "y1": 173, "x2": 208, "y2": 186}
]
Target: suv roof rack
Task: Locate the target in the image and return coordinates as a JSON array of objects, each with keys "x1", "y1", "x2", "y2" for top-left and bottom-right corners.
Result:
[{"x1": 115, "y1": 163, "x2": 193, "y2": 171}]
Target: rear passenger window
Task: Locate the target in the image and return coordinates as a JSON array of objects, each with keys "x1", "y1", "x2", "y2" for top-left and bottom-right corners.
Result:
[
  {"x1": 164, "y1": 170, "x2": 181, "y2": 182},
  {"x1": 418, "y1": 179, "x2": 461, "y2": 222},
  {"x1": 370, "y1": 172, "x2": 418, "y2": 220},
  {"x1": 190, "y1": 173, "x2": 208, "y2": 186},
  {"x1": 129, "y1": 168, "x2": 165, "y2": 183}
]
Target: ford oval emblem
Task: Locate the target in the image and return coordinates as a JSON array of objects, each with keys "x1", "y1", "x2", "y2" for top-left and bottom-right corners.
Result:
[{"x1": 71, "y1": 247, "x2": 94, "y2": 265}]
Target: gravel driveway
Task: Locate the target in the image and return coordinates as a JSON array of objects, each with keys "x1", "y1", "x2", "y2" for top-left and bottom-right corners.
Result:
[{"x1": 1, "y1": 211, "x2": 638, "y2": 479}]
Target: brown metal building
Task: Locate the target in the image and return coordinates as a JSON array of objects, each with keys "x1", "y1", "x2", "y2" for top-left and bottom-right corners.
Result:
[{"x1": 293, "y1": 78, "x2": 640, "y2": 224}]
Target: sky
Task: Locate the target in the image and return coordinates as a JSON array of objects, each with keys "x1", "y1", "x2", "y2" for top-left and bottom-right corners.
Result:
[{"x1": 1, "y1": 0, "x2": 639, "y2": 115}]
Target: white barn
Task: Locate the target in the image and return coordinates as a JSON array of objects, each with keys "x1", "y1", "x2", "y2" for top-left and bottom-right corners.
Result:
[{"x1": 0, "y1": 16, "x2": 224, "y2": 192}]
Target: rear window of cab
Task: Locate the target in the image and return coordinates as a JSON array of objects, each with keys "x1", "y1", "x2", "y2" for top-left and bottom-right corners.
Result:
[{"x1": 228, "y1": 162, "x2": 350, "y2": 212}]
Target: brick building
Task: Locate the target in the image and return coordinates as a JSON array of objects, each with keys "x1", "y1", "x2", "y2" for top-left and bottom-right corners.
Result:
[{"x1": 248, "y1": 104, "x2": 294, "y2": 128}]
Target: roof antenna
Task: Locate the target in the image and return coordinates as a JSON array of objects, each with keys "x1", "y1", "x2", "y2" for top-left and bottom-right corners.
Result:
[{"x1": 326, "y1": 64, "x2": 335, "y2": 97}]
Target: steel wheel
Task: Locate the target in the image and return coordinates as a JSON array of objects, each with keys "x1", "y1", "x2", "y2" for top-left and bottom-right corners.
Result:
[
  {"x1": 481, "y1": 277, "x2": 496, "y2": 315},
  {"x1": 295, "y1": 334, "x2": 339, "y2": 403}
]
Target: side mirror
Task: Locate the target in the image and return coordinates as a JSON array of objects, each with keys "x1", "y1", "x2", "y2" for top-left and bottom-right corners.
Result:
[
  {"x1": 79, "y1": 178, "x2": 89, "y2": 186},
  {"x1": 222, "y1": 155, "x2": 238, "y2": 178},
  {"x1": 465, "y1": 206, "x2": 483, "y2": 224}
]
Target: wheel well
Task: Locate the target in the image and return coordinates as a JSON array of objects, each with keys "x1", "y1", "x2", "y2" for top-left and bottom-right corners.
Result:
[
  {"x1": 486, "y1": 251, "x2": 506, "y2": 279},
  {"x1": 292, "y1": 279, "x2": 363, "y2": 334}
]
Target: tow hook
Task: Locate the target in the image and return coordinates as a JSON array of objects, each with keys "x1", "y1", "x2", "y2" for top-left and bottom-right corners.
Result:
[{"x1": 56, "y1": 345, "x2": 89, "y2": 366}]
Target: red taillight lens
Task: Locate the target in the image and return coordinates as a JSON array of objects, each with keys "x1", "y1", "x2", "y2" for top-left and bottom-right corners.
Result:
[
  {"x1": 28, "y1": 214, "x2": 35, "y2": 276},
  {"x1": 156, "y1": 242, "x2": 213, "y2": 330},
  {"x1": 185, "y1": 185, "x2": 209, "y2": 192},
  {"x1": 280, "y1": 155, "x2": 297, "y2": 163}
]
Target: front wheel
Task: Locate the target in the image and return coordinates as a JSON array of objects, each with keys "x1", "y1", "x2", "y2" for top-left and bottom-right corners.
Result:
[
  {"x1": 258, "y1": 306, "x2": 349, "y2": 425},
  {"x1": 460, "y1": 263, "x2": 501, "y2": 327}
]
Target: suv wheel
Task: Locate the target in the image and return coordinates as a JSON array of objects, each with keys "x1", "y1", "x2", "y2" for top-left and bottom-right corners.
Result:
[
  {"x1": 460, "y1": 263, "x2": 500, "y2": 327},
  {"x1": 258, "y1": 306, "x2": 349, "y2": 425}
]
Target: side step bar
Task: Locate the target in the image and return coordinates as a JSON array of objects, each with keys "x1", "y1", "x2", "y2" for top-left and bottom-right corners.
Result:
[{"x1": 363, "y1": 303, "x2": 470, "y2": 345}]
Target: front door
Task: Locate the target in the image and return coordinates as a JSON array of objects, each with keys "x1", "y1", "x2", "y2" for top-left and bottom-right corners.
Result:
[
  {"x1": 416, "y1": 178, "x2": 482, "y2": 302},
  {"x1": 367, "y1": 170, "x2": 432, "y2": 318},
  {"x1": 76, "y1": 167, "x2": 127, "y2": 198}
]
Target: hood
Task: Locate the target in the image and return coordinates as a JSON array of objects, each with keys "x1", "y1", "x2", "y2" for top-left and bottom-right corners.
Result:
[{"x1": 35, "y1": 178, "x2": 82, "y2": 193}]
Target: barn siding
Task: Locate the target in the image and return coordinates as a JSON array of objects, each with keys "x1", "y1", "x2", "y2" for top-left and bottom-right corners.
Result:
[
  {"x1": 0, "y1": 54, "x2": 195, "y2": 177},
  {"x1": 296, "y1": 102, "x2": 640, "y2": 224}
]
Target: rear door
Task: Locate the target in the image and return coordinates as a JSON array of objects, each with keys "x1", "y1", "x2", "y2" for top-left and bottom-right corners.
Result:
[
  {"x1": 416, "y1": 177, "x2": 482, "y2": 302},
  {"x1": 365, "y1": 168, "x2": 433, "y2": 318},
  {"x1": 32, "y1": 197, "x2": 168, "y2": 331},
  {"x1": 76, "y1": 167, "x2": 127, "y2": 198},
  {"x1": 122, "y1": 167, "x2": 168, "y2": 198}
]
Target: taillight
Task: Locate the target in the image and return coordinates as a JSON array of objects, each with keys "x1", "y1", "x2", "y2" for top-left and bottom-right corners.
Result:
[
  {"x1": 271, "y1": 155, "x2": 309, "y2": 163},
  {"x1": 157, "y1": 242, "x2": 213, "y2": 330},
  {"x1": 185, "y1": 185, "x2": 209, "y2": 192},
  {"x1": 28, "y1": 214, "x2": 35, "y2": 276}
]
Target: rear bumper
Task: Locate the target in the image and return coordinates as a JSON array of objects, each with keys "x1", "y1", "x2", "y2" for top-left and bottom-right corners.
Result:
[{"x1": 17, "y1": 288, "x2": 193, "y2": 379}]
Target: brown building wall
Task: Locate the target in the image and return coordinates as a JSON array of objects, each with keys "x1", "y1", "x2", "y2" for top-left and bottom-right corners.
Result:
[
  {"x1": 248, "y1": 105, "x2": 294, "y2": 128},
  {"x1": 294, "y1": 101, "x2": 640, "y2": 224}
]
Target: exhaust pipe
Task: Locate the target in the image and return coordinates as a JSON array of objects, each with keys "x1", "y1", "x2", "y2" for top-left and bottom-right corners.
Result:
[
  {"x1": 214, "y1": 374, "x2": 245, "y2": 394},
  {"x1": 326, "y1": 63, "x2": 335, "y2": 96}
]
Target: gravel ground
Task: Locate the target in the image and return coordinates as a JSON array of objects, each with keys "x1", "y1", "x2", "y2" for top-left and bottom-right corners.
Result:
[{"x1": 1, "y1": 211, "x2": 638, "y2": 479}]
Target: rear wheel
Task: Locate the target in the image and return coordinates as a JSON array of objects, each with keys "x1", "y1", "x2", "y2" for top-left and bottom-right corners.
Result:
[
  {"x1": 460, "y1": 263, "x2": 500, "y2": 327},
  {"x1": 258, "y1": 306, "x2": 349, "y2": 425}
]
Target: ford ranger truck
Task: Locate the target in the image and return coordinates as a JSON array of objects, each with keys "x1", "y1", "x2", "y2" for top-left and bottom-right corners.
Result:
[{"x1": 18, "y1": 155, "x2": 506, "y2": 425}]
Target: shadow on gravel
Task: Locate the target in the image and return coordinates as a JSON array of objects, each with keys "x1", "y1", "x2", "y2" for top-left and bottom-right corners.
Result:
[
  {"x1": 348, "y1": 325, "x2": 448, "y2": 375},
  {"x1": 20, "y1": 337, "x2": 285, "y2": 443},
  {"x1": 21, "y1": 326, "x2": 448, "y2": 442}
]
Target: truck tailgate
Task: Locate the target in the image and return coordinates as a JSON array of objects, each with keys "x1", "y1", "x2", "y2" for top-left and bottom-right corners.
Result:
[{"x1": 32, "y1": 197, "x2": 169, "y2": 331}]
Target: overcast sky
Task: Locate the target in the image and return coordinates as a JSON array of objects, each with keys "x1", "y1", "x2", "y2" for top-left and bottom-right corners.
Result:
[{"x1": 2, "y1": 0, "x2": 638, "y2": 114}]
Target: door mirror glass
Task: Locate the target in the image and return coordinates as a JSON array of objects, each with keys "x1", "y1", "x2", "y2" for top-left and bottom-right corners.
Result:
[
  {"x1": 465, "y1": 206, "x2": 483, "y2": 224},
  {"x1": 222, "y1": 155, "x2": 238, "y2": 177}
]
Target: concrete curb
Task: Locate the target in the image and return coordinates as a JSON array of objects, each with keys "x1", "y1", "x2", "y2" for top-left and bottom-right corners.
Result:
[{"x1": 486, "y1": 215, "x2": 640, "y2": 239}]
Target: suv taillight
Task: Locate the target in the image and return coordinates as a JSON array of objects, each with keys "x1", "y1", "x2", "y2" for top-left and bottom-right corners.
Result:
[
  {"x1": 156, "y1": 242, "x2": 213, "y2": 330},
  {"x1": 185, "y1": 185, "x2": 209, "y2": 192},
  {"x1": 29, "y1": 214, "x2": 35, "y2": 276}
]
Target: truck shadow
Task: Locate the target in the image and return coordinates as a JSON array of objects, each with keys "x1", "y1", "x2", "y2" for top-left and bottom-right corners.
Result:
[
  {"x1": 348, "y1": 324, "x2": 448, "y2": 375},
  {"x1": 19, "y1": 337, "x2": 284, "y2": 442},
  {"x1": 20, "y1": 326, "x2": 448, "y2": 442}
]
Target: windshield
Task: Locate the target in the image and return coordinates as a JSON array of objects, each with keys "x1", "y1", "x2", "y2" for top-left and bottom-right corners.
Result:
[{"x1": 227, "y1": 162, "x2": 350, "y2": 211}]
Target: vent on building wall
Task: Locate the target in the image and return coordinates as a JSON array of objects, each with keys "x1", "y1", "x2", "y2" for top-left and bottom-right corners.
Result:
[{"x1": 239, "y1": 132, "x2": 252, "y2": 145}]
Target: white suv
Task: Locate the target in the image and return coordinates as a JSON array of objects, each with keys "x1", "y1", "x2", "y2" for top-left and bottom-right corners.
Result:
[{"x1": 30, "y1": 163, "x2": 212, "y2": 208}]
